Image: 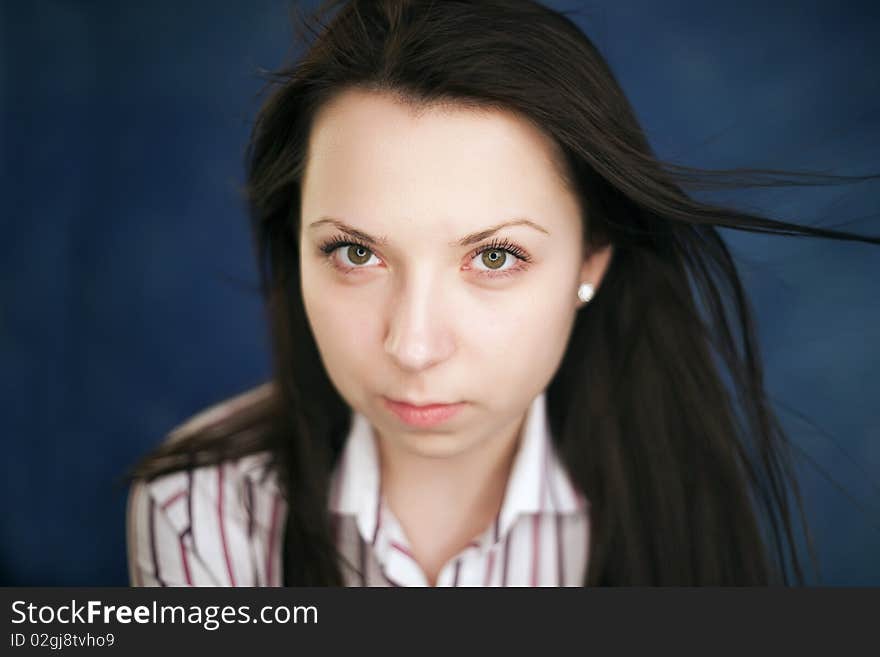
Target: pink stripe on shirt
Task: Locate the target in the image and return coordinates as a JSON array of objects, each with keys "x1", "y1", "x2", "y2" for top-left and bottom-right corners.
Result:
[
  {"x1": 265, "y1": 492, "x2": 282, "y2": 586},
  {"x1": 217, "y1": 464, "x2": 237, "y2": 586}
]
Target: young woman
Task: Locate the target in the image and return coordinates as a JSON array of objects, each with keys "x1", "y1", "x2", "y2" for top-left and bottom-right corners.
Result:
[{"x1": 124, "y1": 0, "x2": 879, "y2": 586}]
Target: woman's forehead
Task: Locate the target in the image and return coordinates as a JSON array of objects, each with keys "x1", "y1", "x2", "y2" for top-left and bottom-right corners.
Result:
[
  {"x1": 302, "y1": 90, "x2": 579, "y2": 237},
  {"x1": 305, "y1": 88, "x2": 571, "y2": 190}
]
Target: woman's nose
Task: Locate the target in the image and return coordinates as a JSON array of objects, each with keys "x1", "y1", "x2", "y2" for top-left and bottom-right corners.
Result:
[{"x1": 383, "y1": 276, "x2": 455, "y2": 372}]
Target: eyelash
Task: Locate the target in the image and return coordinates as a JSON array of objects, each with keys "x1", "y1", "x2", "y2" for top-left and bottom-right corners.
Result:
[{"x1": 317, "y1": 233, "x2": 533, "y2": 279}]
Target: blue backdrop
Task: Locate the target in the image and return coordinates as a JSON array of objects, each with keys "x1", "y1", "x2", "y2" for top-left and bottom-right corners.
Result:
[{"x1": 2, "y1": 0, "x2": 878, "y2": 585}]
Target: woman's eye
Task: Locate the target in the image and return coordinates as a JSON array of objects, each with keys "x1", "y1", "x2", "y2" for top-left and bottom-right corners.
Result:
[
  {"x1": 332, "y1": 243, "x2": 380, "y2": 269},
  {"x1": 472, "y1": 248, "x2": 516, "y2": 273}
]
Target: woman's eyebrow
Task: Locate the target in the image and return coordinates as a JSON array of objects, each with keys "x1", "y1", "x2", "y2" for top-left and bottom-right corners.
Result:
[
  {"x1": 455, "y1": 218, "x2": 549, "y2": 246},
  {"x1": 307, "y1": 217, "x2": 549, "y2": 247}
]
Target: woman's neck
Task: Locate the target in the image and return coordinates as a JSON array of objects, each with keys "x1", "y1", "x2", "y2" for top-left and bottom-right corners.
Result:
[{"x1": 374, "y1": 410, "x2": 527, "y2": 585}]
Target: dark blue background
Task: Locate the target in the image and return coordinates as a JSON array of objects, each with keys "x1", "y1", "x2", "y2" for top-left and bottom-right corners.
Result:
[{"x1": 2, "y1": 1, "x2": 878, "y2": 585}]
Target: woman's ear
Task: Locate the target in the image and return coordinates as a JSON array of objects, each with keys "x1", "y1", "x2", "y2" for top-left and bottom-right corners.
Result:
[{"x1": 577, "y1": 242, "x2": 614, "y2": 306}]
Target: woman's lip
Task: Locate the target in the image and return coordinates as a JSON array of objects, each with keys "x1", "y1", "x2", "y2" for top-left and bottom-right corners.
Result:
[{"x1": 382, "y1": 397, "x2": 466, "y2": 428}]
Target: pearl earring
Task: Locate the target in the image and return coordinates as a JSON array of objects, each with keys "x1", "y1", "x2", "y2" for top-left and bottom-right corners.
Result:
[{"x1": 577, "y1": 282, "x2": 594, "y2": 304}]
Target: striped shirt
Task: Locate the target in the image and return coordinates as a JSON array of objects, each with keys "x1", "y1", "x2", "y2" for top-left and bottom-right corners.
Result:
[{"x1": 127, "y1": 388, "x2": 591, "y2": 586}]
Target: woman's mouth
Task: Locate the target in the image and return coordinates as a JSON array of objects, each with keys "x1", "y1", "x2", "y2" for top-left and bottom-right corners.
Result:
[{"x1": 382, "y1": 397, "x2": 466, "y2": 428}]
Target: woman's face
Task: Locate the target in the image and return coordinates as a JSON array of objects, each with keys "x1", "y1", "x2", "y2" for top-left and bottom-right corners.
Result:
[{"x1": 300, "y1": 88, "x2": 604, "y2": 459}]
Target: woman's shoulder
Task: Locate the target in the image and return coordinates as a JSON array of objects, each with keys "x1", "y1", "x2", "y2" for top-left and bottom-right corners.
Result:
[
  {"x1": 127, "y1": 387, "x2": 288, "y2": 586},
  {"x1": 131, "y1": 384, "x2": 282, "y2": 523},
  {"x1": 127, "y1": 449, "x2": 286, "y2": 586},
  {"x1": 130, "y1": 450, "x2": 278, "y2": 528}
]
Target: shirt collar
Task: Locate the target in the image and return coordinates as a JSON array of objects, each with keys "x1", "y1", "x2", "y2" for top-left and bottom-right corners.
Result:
[
  {"x1": 495, "y1": 389, "x2": 587, "y2": 540},
  {"x1": 328, "y1": 390, "x2": 587, "y2": 546},
  {"x1": 328, "y1": 409, "x2": 383, "y2": 545}
]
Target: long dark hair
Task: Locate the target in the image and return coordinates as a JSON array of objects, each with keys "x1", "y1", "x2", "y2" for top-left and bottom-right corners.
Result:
[{"x1": 124, "y1": 0, "x2": 879, "y2": 585}]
